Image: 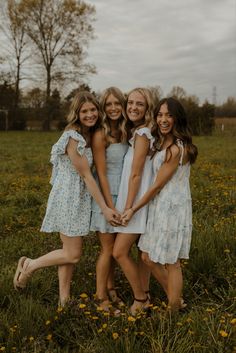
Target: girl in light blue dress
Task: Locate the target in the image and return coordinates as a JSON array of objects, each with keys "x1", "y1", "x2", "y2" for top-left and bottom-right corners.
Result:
[
  {"x1": 13, "y1": 91, "x2": 119, "y2": 306},
  {"x1": 122, "y1": 97, "x2": 198, "y2": 312},
  {"x1": 90, "y1": 87, "x2": 128, "y2": 311}
]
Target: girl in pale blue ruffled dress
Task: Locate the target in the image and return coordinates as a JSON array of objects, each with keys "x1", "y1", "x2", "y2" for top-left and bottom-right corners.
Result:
[
  {"x1": 90, "y1": 87, "x2": 128, "y2": 311},
  {"x1": 13, "y1": 91, "x2": 119, "y2": 306},
  {"x1": 122, "y1": 97, "x2": 198, "y2": 312}
]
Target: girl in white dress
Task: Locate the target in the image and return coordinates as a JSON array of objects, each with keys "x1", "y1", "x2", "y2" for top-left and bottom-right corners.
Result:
[
  {"x1": 13, "y1": 91, "x2": 119, "y2": 306},
  {"x1": 113, "y1": 88, "x2": 155, "y2": 315},
  {"x1": 90, "y1": 87, "x2": 128, "y2": 311},
  {"x1": 122, "y1": 97, "x2": 198, "y2": 312}
]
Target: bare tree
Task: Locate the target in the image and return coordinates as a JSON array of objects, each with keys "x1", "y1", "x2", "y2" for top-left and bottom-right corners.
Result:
[
  {"x1": 0, "y1": 0, "x2": 30, "y2": 109},
  {"x1": 18, "y1": 0, "x2": 96, "y2": 129}
]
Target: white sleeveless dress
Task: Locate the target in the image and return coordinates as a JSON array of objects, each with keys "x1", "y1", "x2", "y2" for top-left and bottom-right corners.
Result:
[
  {"x1": 114, "y1": 127, "x2": 154, "y2": 234},
  {"x1": 138, "y1": 140, "x2": 192, "y2": 264}
]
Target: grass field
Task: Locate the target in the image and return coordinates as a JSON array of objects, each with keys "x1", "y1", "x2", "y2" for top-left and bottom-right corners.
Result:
[{"x1": 0, "y1": 131, "x2": 235, "y2": 353}]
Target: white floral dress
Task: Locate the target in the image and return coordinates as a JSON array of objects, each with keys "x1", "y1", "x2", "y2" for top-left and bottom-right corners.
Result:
[
  {"x1": 115, "y1": 127, "x2": 154, "y2": 234},
  {"x1": 138, "y1": 141, "x2": 192, "y2": 264},
  {"x1": 40, "y1": 130, "x2": 93, "y2": 237}
]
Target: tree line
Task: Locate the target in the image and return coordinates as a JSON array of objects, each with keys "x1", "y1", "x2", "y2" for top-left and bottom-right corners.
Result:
[{"x1": 0, "y1": 1, "x2": 235, "y2": 134}]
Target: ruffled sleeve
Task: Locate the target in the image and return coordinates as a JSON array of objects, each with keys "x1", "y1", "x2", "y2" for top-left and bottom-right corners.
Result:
[
  {"x1": 49, "y1": 130, "x2": 86, "y2": 185},
  {"x1": 129, "y1": 127, "x2": 154, "y2": 149}
]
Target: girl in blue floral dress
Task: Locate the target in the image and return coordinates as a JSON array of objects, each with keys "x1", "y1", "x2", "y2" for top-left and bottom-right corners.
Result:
[
  {"x1": 122, "y1": 97, "x2": 198, "y2": 312},
  {"x1": 13, "y1": 91, "x2": 119, "y2": 306}
]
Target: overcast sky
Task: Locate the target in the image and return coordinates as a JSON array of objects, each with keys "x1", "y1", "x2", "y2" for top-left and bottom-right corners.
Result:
[{"x1": 86, "y1": 0, "x2": 236, "y2": 104}]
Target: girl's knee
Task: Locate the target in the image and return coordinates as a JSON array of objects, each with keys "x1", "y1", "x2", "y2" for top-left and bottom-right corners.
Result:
[
  {"x1": 67, "y1": 249, "x2": 82, "y2": 264},
  {"x1": 141, "y1": 252, "x2": 154, "y2": 267}
]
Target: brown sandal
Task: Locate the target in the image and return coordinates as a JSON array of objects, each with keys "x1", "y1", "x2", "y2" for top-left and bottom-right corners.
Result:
[
  {"x1": 130, "y1": 296, "x2": 150, "y2": 316},
  {"x1": 13, "y1": 257, "x2": 32, "y2": 290},
  {"x1": 107, "y1": 288, "x2": 124, "y2": 307}
]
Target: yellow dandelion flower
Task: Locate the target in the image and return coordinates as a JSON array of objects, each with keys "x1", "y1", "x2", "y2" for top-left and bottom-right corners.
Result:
[
  {"x1": 0, "y1": 347, "x2": 5, "y2": 351},
  {"x1": 124, "y1": 328, "x2": 129, "y2": 333},
  {"x1": 112, "y1": 332, "x2": 119, "y2": 340},
  {"x1": 54, "y1": 316, "x2": 58, "y2": 320},
  {"x1": 80, "y1": 293, "x2": 88, "y2": 299},
  {"x1": 88, "y1": 272, "x2": 93, "y2": 276},
  {"x1": 79, "y1": 303, "x2": 86, "y2": 309},
  {"x1": 57, "y1": 306, "x2": 63, "y2": 313},
  {"x1": 230, "y1": 318, "x2": 236, "y2": 325},
  {"x1": 152, "y1": 305, "x2": 159, "y2": 310},
  {"x1": 102, "y1": 323, "x2": 108, "y2": 329},
  {"x1": 128, "y1": 316, "x2": 136, "y2": 322},
  {"x1": 103, "y1": 312, "x2": 110, "y2": 317},
  {"x1": 224, "y1": 249, "x2": 230, "y2": 253},
  {"x1": 46, "y1": 334, "x2": 52, "y2": 341},
  {"x1": 220, "y1": 319, "x2": 225, "y2": 323},
  {"x1": 84, "y1": 311, "x2": 91, "y2": 315},
  {"x1": 29, "y1": 336, "x2": 34, "y2": 342},
  {"x1": 92, "y1": 316, "x2": 99, "y2": 320},
  {"x1": 186, "y1": 317, "x2": 193, "y2": 323},
  {"x1": 97, "y1": 328, "x2": 103, "y2": 333},
  {"x1": 219, "y1": 330, "x2": 228, "y2": 337},
  {"x1": 45, "y1": 320, "x2": 51, "y2": 325},
  {"x1": 176, "y1": 322, "x2": 183, "y2": 327},
  {"x1": 206, "y1": 308, "x2": 213, "y2": 313},
  {"x1": 161, "y1": 301, "x2": 167, "y2": 308}
]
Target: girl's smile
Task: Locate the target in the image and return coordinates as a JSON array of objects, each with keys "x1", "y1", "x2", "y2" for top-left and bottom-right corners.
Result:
[{"x1": 156, "y1": 103, "x2": 174, "y2": 135}]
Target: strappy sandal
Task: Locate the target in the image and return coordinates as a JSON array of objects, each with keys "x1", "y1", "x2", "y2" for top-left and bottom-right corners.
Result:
[
  {"x1": 130, "y1": 296, "x2": 150, "y2": 316},
  {"x1": 107, "y1": 288, "x2": 124, "y2": 307},
  {"x1": 13, "y1": 257, "x2": 32, "y2": 290}
]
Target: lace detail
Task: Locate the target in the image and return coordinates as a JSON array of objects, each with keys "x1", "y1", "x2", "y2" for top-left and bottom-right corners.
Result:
[{"x1": 129, "y1": 127, "x2": 154, "y2": 149}]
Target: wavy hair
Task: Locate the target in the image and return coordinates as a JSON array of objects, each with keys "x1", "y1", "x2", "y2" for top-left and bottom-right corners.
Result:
[
  {"x1": 66, "y1": 91, "x2": 102, "y2": 133},
  {"x1": 99, "y1": 87, "x2": 127, "y2": 144},
  {"x1": 152, "y1": 97, "x2": 198, "y2": 164},
  {"x1": 126, "y1": 87, "x2": 155, "y2": 138}
]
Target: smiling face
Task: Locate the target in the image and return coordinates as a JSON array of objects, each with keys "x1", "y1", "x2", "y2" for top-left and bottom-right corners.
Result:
[
  {"x1": 126, "y1": 91, "x2": 147, "y2": 125},
  {"x1": 79, "y1": 101, "x2": 99, "y2": 128},
  {"x1": 105, "y1": 94, "x2": 123, "y2": 121},
  {"x1": 156, "y1": 103, "x2": 175, "y2": 136}
]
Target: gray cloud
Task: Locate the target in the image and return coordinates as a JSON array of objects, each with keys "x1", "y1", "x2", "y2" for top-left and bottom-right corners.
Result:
[{"x1": 87, "y1": 0, "x2": 236, "y2": 103}]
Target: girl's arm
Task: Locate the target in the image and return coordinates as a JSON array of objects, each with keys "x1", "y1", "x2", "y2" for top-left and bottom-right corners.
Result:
[
  {"x1": 124, "y1": 134, "x2": 150, "y2": 210},
  {"x1": 122, "y1": 145, "x2": 180, "y2": 224},
  {"x1": 66, "y1": 138, "x2": 119, "y2": 225},
  {"x1": 91, "y1": 130, "x2": 116, "y2": 210}
]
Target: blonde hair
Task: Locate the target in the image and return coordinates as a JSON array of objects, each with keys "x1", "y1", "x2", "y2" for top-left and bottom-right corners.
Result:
[
  {"x1": 99, "y1": 87, "x2": 127, "y2": 144},
  {"x1": 66, "y1": 91, "x2": 102, "y2": 132},
  {"x1": 126, "y1": 87, "x2": 155, "y2": 129}
]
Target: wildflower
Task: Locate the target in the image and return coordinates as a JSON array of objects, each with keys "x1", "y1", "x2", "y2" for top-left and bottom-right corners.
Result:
[
  {"x1": 46, "y1": 333, "x2": 53, "y2": 341},
  {"x1": 112, "y1": 332, "x2": 119, "y2": 340},
  {"x1": 57, "y1": 306, "x2": 63, "y2": 313},
  {"x1": 128, "y1": 316, "x2": 136, "y2": 322},
  {"x1": 29, "y1": 336, "x2": 34, "y2": 342},
  {"x1": 0, "y1": 348, "x2": 5, "y2": 351},
  {"x1": 88, "y1": 272, "x2": 93, "y2": 276},
  {"x1": 102, "y1": 323, "x2": 108, "y2": 329},
  {"x1": 54, "y1": 316, "x2": 58, "y2": 320},
  {"x1": 97, "y1": 328, "x2": 103, "y2": 333},
  {"x1": 176, "y1": 322, "x2": 183, "y2": 327},
  {"x1": 79, "y1": 303, "x2": 86, "y2": 309},
  {"x1": 186, "y1": 317, "x2": 193, "y2": 323},
  {"x1": 219, "y1": 330, "x2": 228, "y2": 337},
  {"x1": 92, "y1": 316, "x2": 99, "y2": 320},
  {"x1": 152, "y1": 305, "x2": 159, "y2": 311},
  {"x1": 84, "y1": 311, "x2": 91, "y2": 315},
  {"x1": 224, "y1": 249, "x2": 230, "y2": 254},
  {"x1": 45, "y1": 320, "x2": 51, "y2": 325},
  {"x1": 230, "y1": 318, "x2": 236, "y2": 325},
  {"x1": 80, "y1": 293, "x2": 88, "y2": 299},
  {"x1": 124, "y1": 328, "x2": 129, "y2": 333}
]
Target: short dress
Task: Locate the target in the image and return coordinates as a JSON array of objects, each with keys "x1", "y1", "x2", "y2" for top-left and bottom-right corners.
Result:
[
  {"x1": 138, "y1": 141, "x2": 192, "y2": 264},
  {"x1": 40, "y1": 130, "x2": 93, "y2": 237},
  {"x1": 90, "y1": 143, "x2": 128, "y2": 233},
  {"x1": 114, "y1": 127, "x2": 154, "y2": 234}
]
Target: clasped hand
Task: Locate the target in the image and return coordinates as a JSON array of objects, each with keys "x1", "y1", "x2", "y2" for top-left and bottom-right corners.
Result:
[{"x1": 108, "y1": 208, "x2": 134, "y2": 227}]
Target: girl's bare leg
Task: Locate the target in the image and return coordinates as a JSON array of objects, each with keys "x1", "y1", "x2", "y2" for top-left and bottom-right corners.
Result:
[
  {"x1": 166, "y1": 260, "x2": 183, "y2": 311},
  {"x1": 58, "y1": 264, "x2": 74, "y2": 306},
  {"x1": 141, "y1": 252, "x2": 168, "y2": 295},
  {"x1": 137, "y1": 249, "x2": 151, "y2": 295},
  {"x1": 113, "y1": 233, "x2": 148, "y2": 313},
  {"x1": 96, "y1": 232, "x2": 115, "y2": 300}
]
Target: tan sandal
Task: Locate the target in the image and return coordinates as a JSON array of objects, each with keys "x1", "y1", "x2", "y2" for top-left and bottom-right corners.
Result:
[
  {"x1": 107, "y1": 288, "x2": 124, "y2": 307},
  {"x1": 130, "y1": 296, "x2": 150, "y2": 316},
  {"x1": 13, "y1": 257, "x2": 32, "y2": 290}
]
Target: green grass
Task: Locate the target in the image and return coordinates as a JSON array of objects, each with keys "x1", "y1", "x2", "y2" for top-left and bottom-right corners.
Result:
[{"x1": 0, "y1": 131, "x2": 235, "y2": 353}]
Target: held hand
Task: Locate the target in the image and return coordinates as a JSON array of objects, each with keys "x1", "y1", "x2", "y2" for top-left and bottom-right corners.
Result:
[
  {"x1": 103, "y1": 207, "x2": 122, "y2": 226},
  {"x1": 121, "y1": 208, "x2": 134, "y2": 226}
]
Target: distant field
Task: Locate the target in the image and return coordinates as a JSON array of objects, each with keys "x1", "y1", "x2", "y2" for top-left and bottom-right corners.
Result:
[
  {"x1": 214, "y1": 117, "x2": 236, "y2": 134},
  {"x1": 0, "y1": 132, "x2": 235, "y2": 353}
]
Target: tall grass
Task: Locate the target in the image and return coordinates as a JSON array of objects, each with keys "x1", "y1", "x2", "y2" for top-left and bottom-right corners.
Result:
[{"x1": 0, "y1": 131, "x2": 235, "y2": 353}]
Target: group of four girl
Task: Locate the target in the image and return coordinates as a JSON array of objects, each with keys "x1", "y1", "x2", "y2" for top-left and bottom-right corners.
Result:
[{"x1": 13, "y1": 87, "x2": 197, "y2": 314}]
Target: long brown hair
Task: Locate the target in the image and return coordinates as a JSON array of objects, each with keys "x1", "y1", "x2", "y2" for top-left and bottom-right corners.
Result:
[
  {"x1": 66, "y1": 91, "x2": 102, "y2": 133},
  {"x1": 152, "y1": 97, "x2": 198, "y2": 164}
]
